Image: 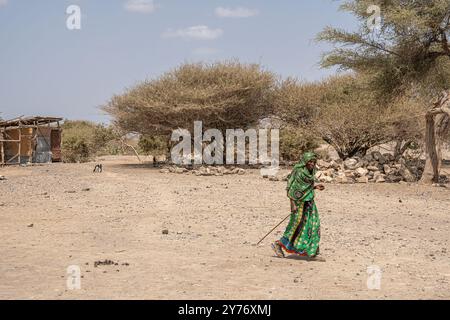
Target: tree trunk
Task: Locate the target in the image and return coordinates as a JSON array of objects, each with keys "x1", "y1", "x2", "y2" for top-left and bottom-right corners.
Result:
[{"x1": 420, "y1": 91, "x2": 450, "y2": 184}]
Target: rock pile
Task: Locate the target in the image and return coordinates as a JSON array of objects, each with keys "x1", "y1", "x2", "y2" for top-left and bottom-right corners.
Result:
[
  {"x1": 160, "y1": 166, "x2": 246, "y2": 176},
  {"x1": 158, "y1": 151, "x2": 428, "y2": 184},
  {"x1": 314, "y1": 151, "x2": 424, "y2": 184}
]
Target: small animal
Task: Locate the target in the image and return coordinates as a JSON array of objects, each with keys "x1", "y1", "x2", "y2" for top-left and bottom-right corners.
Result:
[{"x1": 93, "y1": 164, "x2": 103, "y2": 173}]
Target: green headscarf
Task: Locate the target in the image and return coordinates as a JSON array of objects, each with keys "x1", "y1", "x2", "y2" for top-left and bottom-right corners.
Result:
[
  {"x1": 287, "y1": 151, "x2": 318, "y2": 202},
  {"x1": 296, "y1": 151, "x2": 317, "y2": 170}
]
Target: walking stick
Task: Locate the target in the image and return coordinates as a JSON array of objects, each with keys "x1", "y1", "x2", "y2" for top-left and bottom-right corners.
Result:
[{"x1": 256, "y1": 213, "x2": 291, "y2": 245}]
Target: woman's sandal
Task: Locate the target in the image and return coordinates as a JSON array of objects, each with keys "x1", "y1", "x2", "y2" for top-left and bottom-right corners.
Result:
[{"x1": 271, "y1": 241, "x2": 285, "y2": 258}]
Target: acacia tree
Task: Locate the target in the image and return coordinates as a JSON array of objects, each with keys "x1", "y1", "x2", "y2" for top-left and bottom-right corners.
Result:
[
  {"x1": 317, "y1": 0, "x2": 450, "y2": 183},
  {"x1": 104, "y1": 61, "x2": 276, "y2": 139}
]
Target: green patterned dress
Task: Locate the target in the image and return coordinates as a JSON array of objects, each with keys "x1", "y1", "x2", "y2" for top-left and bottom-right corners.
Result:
[{"x1": 277, "y1": 152, "x2": 321, "y2": 257}]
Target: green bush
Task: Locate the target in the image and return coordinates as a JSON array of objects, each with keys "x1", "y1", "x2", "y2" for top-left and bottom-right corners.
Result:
[
  {"x1": 61, "y1": 120, "x2": 117, "y2": 163},
  {"x1": 138, "y1": 135, "x2": 168, "y2": 155}
]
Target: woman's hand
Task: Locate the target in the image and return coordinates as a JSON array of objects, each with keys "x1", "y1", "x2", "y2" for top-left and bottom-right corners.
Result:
[{"x1": 315, "y1": 184, "x2": 325, "y2": 191}]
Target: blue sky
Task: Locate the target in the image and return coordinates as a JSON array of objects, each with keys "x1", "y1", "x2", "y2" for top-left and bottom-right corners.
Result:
[{"x1": 0, "y1": 0, "x2": 357, "y2": 123}]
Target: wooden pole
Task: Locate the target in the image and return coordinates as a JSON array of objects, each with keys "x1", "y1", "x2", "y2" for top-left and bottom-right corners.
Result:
[
  {"x1": 31, "y1": 125, "x2": 36, "y2": 164},
  {"x1": 18, "y1": 121, "x2": 22, "y2": 165},
  {"x1": 256, "y1": 213, "x2": 291, "y2": 245},
  {"x1": 0, "y1": 129, "x2": 4, "y2": 165}
]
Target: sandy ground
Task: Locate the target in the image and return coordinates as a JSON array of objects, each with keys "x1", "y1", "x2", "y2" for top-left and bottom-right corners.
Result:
[{"x1": 0, "y1": 156, "x2": 449, "y2": 300}]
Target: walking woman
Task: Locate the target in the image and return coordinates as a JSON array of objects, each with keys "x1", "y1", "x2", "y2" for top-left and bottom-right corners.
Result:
[{"x1": 272, "y1": 152, "x2": 325, "y2": 258}]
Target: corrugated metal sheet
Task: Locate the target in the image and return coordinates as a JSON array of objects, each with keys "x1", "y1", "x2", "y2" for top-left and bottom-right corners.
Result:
[
  {"x1": 34, "y1": 135, "x2": 52, "y2": 163},
  {"x1": 36, "y1": 133, "x2": 51, "y2": 152},
  {"x1": 34, "y1": 151, "x2": 52, "y2": 163}
]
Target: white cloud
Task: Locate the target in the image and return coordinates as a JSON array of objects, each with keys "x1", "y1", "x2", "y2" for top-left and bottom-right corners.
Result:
[
  {"x1": 215, "y1": 6, "x2": 259, "y2": 18},
  {"x1": 124, "y1": 0, "x2": 157, "y2": 14},
  {"x1": 0, "y1": 0, "x2": 8, "y2": 8},
  {"x1": 162, "y1": 25, "x2": 223, "y2": 40}
]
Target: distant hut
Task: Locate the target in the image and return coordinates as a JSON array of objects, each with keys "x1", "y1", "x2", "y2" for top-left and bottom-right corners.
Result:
[{"x1": 0, "y1": 116, "x2": 63, "y2": 165}]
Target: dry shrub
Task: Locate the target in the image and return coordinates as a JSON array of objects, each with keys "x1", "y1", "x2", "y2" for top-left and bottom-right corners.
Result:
[
  {"x1": 277, "y1": 73, "x2": 425, "y2": 160},
  {"x1": 279, "y1": 126, "x2": 320, "y2": 161},
  {"x1": 324, "y1": 75, "x2": 425, "y2": 159},
  {"x1": 274, "y1": 78, "x2": 322, "y2": 126},
  {"x1": 314, "y1": 75, "x2": 390, "y2": 158},
  {"x1": 384, "y1": 90, "x2": 426, "y2": 158}
]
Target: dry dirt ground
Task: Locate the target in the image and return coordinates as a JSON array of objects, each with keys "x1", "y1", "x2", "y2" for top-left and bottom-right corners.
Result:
[{"x1": 0, "y1": 156, "x2": 449, "y2": 300}]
